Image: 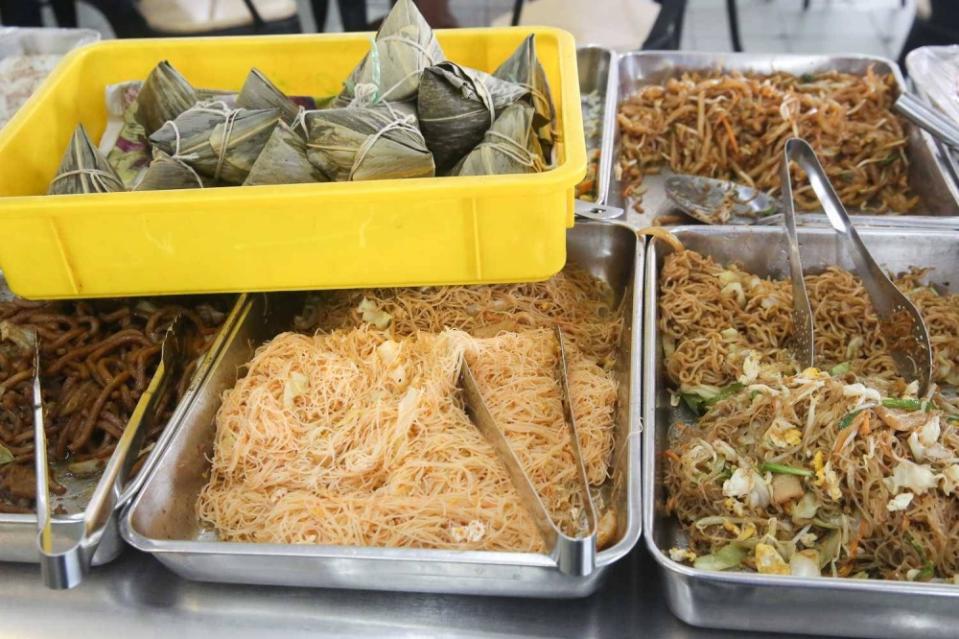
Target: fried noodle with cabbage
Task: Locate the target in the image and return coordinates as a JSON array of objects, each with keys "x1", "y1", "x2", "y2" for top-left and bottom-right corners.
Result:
[{"x1": 660, "y1": 246, "x2": 959, "y2": 581}]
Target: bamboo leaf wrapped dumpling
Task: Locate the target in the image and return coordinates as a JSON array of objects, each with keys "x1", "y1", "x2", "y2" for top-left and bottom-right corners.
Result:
[
  {"x1": 338, "y1": 0, "x2": 444, "y2": 105},
  {"x1": 237, "y1": 68, "x2": 301, "y2": 125},
  {"x1": 453, "y1": 104, "x2": 544, "y2": 176},
  {"x1": 493, "y1": 35, "x2": 556, "y2": 164},
  {"x1": 135, "y1": 152, "x2": 207, "y2": 191},
  {"x1": 244, "y1": 121, "x2": 329, "y2": 186},
  {"x1": 135, "y1": 61, "x2": 198, "y2": 136},
  {"x1": 48, "y1": 124, "x2": 125, "y2": 195},
  {"x1": 417, "y1": 62, "x2": 528, "y2": 172},
  {"x1": 149, "y1": 102, "x2": 280, "y2": 185},
  {"x1": 304, "y1": 104, "x2": 434, "y2": 181}
]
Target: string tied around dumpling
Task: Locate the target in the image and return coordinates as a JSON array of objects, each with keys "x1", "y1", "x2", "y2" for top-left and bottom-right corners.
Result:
[
  {"x1": 49, "y1": 168, "x2": 125, "y2": 193},
  {"x1": 473, "y1": 75, "x2": 497, "y2": 128},
  {"x1": 480, "y1": 130, "x2": 543, "y2": 171},
  {"x1": 349, "y1": 82, "x2": 380, "y2": 108},
  {"x1": 516, "y1": 82, "x2": 552, "y2": 117},
  {"x1": 378, "y1": 34, "x2": 440, "y2": 68},
  {"x1": 292, "y1": 106, "x2": 309, "y2": 139},
  {"x1": 350, "y1": 112, "x2": 422, "y2": 181},
  {"x1": 212, "y1": 108, "x2": 241, "y2": 182},
  {"x1": 158, "y1": 100, "x2": 238, "y2": 183},
  {"x1": 370, "y1": 34, "x2": 438, "y2": 103}
]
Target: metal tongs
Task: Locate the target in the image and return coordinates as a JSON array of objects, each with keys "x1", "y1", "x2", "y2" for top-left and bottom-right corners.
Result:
[
  {"x1": 459, "y1": 326, "x2": 598, "y2": 577},
  {"x1": 33, "y1": 318, "x2": 186, "y2": 589},
  {"x1": 894, "y1": 93, "x2": 959, "y2": 151},
  {"x1": 782, "y1": 138, "x2": 933, "y2": 394}
]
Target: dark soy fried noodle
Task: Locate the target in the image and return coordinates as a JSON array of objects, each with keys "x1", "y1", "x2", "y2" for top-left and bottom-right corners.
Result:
[{"x1": 0, "y1": 298, "x2": 226, "y2": 513}]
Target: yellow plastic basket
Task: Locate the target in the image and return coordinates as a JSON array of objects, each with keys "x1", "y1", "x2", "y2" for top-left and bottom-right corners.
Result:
[{"x1": 0, "y1": 28, "x2": 584, "y2": 299}]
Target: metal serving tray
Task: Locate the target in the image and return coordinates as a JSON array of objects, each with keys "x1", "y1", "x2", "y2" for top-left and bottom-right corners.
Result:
[
  {"x1": 605, "y1": 52, "x2": 959, "y2": 228},
  {"x1": 120, "y1": 222, "x2": 642, "y2": 598},
  {"x1": 643, "y1": 225, "x2": 959, "y2": 639},
  {"x1": 0, "y1": 292, "x2": 245, "y2": 566},
  {"x1": 905, "y1": 46, "x2": 959, "y2": 205},
  {"x1": 576, "y1": 45, "x2": 618, "y2": 204}
]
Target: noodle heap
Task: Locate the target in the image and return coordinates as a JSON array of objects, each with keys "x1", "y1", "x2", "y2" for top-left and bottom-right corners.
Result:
[
  {"x1": 198, "y1": 327, "x2": 617, "y2": 550},
  {"x1": 300, "y1": 266, "x2": 623, "y2": 366},
  {"x1": 0, "y1": 298, "x2": 226, "y2": 513},
  {"x1": 198, "y1": 269, "x2": 623, "y2": 552},
  {"x1": 660, "y1": 247, "x2": 959, "y2": 581},
  {"x1": 659, "y1": 250, "x2": 959, "y2": 392},
  {"x1": 617, "y1": 68, "x2": 917, "y2": 213},
  {"x1": 465, "y1": 330, "x2": 618, "y2": 541}
]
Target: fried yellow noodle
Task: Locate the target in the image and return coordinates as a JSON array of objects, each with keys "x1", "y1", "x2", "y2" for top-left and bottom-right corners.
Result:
[
  {"x1": 660, "y1": 249, "x2": 959, "y2": 580},
  {"x1": 617, "y1": 68, "x2": 917, "y2": 213}
]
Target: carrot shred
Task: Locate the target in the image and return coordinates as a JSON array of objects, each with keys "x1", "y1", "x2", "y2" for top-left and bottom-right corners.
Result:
[
  {"x1": 719, "y1": 115, "x2": 739, "y2": 154},
  {"x1": 848, "y1": 519, "x2": 868, "y2": 559}
]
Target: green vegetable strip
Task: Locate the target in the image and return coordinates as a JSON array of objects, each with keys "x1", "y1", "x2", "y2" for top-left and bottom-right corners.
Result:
[
  {"x1": 760, "y1": 462, "x2": 813, "y2": 477},
  {"x1": 829, "y1": 361, "x2": 851, "y2": 376},
  {"x1": 681, "y1": 393, "x2": 704, "y2": 416},
  {"x1": 882, "y1": 398, "x2": 922, "y2": 411},
  {"x1": 703, "y1": 382, "x2": 745, "y2": 407}
]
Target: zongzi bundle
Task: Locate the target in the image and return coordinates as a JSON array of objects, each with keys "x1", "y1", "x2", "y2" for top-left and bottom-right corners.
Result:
[
  {"x1": 237, "y1": 68, "x2": 301, "y2": 125},
  {"x1": 493, "y1": 35, "x2": 556, "y2": 163},
  {"x1": 305, "y1": 104, "x2": 434, "y2": 181},
  {"x1": 453, "y1": 103, "x2": 542, "y2": 176},
  {"x1": 48, "y1": 124, "x2": 126, "y2": 195},
  {"x1": 245, "y1": 121, "x2": 328, "y2": 186},
  {"x1": 149, "y1": 102, "x2": 280, "y2": 185},
  {"x1": 417, "y1": 62, "x2": 527, "y2": 172},
  {"x1": 338, "y1": 0, "x2": 444, "y2": 105},
  {"x1": 135, "y1": 152, "x2": 207, "y2": 191},
  {"x1": 135, "y1": 61, "x2": 198, "y2": 136}
]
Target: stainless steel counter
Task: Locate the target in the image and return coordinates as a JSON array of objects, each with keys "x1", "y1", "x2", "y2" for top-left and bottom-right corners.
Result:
[{"x1": 0, "y1": 546, "x2": 816, "y2": 639}]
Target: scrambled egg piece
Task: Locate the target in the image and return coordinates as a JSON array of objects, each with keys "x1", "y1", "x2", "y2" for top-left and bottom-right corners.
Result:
[
  {"x1": 755, "y1": 543, "x2": 790, "y2": 575},
  {"x1": 669, "y1": 547, "x2": 698, "y2": 563},
  {"x1": 813, "y1": 451, "x2": 826, "y2": 486}
]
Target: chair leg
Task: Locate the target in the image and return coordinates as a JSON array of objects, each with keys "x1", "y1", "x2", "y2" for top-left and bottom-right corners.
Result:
[
  {"x1": 51, "y1": 0, "x2": 78, "y2": 27},
  {"x1": 511, "y1": 0, "x2": 524, "y2": 26},
  {"x1": 803, "y1": 0, "x2": 810, "y2": 9},
  {"x1": 726, "y1": 0, "x2": 744, "y2": 51}
]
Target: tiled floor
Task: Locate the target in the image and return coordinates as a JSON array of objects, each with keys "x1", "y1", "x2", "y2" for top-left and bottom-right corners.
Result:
[
  {"x1": 72, "y1": 0, "x2": 916, "y2": 60},
  {"x1": 681, "y1": 0, "x2": 916, "y2": 58}
]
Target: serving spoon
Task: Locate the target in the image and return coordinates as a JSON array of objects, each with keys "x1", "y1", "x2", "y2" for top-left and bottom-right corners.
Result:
[{"x1": 664, "y1": 174, "x2": 780, "y2": 225}]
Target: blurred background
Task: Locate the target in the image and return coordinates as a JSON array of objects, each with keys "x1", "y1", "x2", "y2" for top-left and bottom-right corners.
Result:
[{"x1": 0, "y1": 1, "x2": 949, "y2": 64}]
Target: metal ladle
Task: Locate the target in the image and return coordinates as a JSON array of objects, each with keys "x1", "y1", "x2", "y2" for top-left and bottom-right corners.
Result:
[
  {"x1": 664, "y1": 174, "x2": 780, "y2": 225},
  {"x1": 783, "y1": 138, "x2": 932, "y2": 394}
]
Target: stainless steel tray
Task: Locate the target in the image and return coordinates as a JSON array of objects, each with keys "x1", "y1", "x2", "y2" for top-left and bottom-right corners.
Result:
[
  {"x1": 120, "y1": 222, "x2": 643, "y2": 598},
  {"x1": 576, "y1": 45, "x2": 618, "y2": 204},
  {"x1": 643, "y1": 225, "x2": 959, "y2": 639},
  {"x1": 0, "y1": 27, "x2": 100, "y2": 130},
  {"x1": 905, "y1": 46, "x2": 959, "y2": 206},
  {"x1": 0, "y1": 293, "x2": 245, "y2": 565},
  {"x1": 605, "y1": 51, "x2": 959, "y2": 228}
]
